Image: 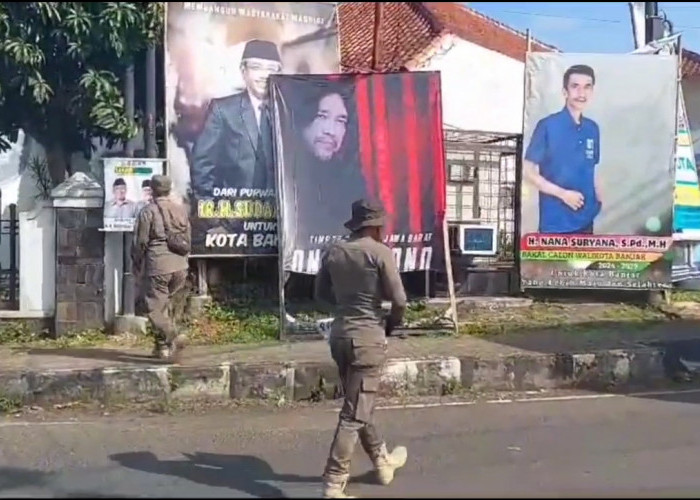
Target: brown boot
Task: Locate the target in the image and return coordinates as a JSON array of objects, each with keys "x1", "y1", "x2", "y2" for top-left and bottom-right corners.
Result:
[
  {"x1": 152, "y1": 345, "x2": 170, "y2": 360},
  {"x1": 322, "y1": 478, "x2": 355, "y2": 498},
  {"x1": 372, "y1": 443, "x2": 408, "y2": 486},
  {"x1": 168, "y1": 333, "x2": 188, "y2": 363}
]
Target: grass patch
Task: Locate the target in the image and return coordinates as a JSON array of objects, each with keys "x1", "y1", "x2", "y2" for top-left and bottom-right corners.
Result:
[
  {"x1": 672, "y1": 290, "x2": 700, "y2": 303},
  {"x1": 186, "y1": 302, "x2": 279, "y2": 345},
  {"x1": 0, "y1": 321, "x2": 38, "y2": 345},
  {"x1": 0, "y1": 393, "x2": 23, "y2": 414},
  {"x1": 0, "y1": 299, "x2": 676, "y2": 350},
  {"x1": 0, "y1": 321, "x2": 114, "y2": 348},
  {"x1": 404, "y1": 301, "x2": 451, "y2": 329},
  {"x1": 0, "y1": 321, "x2": 138, "y2": 349},
  {"x1": 458, "y1": 302, "x2": 668, "y2": 337}
]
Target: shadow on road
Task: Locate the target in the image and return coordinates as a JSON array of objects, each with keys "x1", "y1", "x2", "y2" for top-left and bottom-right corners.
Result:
[
  {"x1": 0, "y1": 466, "x2": 53, "y2": 491},
  {"x1": 633, "y1": 388, "x2": 700, "y2": 405},
  {"x1": 17, "y1": 347, "x2": 166, "y2": 366},
  {"x1": 0, "y1": 467, "x2": 131, "y2": 497},
  {"x1": 109, "y1": 451, "x2": 378, "y2": 498}
]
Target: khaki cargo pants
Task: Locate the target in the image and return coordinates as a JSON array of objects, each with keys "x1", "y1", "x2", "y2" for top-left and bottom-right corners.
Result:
[
  {"x1": 145, "y1": 270, "x2": 188, "y2": 348},
  {"x1": 323, "y1": 336, "x2": 388, "y2": 484}
]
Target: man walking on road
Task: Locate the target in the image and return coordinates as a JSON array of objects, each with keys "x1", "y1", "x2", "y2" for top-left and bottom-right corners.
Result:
[
  {"x1": 314, "y1": 199, "x2": 409, "y2": 498},
  {"x1": 132, "y1": 175, "x2": 191, "y2": 361}
]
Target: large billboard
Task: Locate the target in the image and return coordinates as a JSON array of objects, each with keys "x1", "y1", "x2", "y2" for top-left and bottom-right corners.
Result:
[
  {"x1": 672, "y1": 88, "x2": 700, "y2": 288},
  {"x1": 673, "y1": 88, "x2": 700, "y2": 239},
  {"x1": 520, "y1": 53, "x2": 678, "y2": 290},
  {"x1": 269, "y1": 72, "x2": 447, "y2": 275},
  {"x1": 165, "y1": 2, "x2": 340, "y2": 257}
]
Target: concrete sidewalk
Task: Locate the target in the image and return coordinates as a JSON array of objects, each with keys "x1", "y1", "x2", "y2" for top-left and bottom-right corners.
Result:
[{"x1": 1, "y1": 319, "x2": 700, "y2": 408}]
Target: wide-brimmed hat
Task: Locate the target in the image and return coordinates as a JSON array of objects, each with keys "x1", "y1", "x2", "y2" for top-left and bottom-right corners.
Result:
[
  {"x1": 344, "y1": 199, "x2": 386, "y2": 231},
  {"x1": 150, "y1": 175, "x2": 172, "y2": 196}
]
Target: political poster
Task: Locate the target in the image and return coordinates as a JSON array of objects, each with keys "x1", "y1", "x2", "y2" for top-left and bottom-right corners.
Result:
[
  {"x1": 269, "y1": 72, "x2": 447, "y2": 275},
  {"x1": 672, "y1": 88, "x2": 700, "y2": 287},
  {"x1": 520, "y1": 53, "x2": 678, "y2": 290},
  {"x1": 102, "y1": 158, "x2": 165, "y2": 232},
  {"x1": 164, "y1": 2, "x2": 340, "y2": 257},
  {"x1": 673, "y1": 88, "x2": 700, "y2": 238}
]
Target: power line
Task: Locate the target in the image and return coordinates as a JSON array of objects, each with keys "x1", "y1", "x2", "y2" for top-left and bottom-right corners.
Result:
[
  {"x1": 662, "y1": 3, "x2": 700, "y2": 9},
  {"x1": 486, "y1": 8, "x2": 700, "y2": 32},
  {"x1": 498, "y1": 9, "x2": 621, "y2": 24}
]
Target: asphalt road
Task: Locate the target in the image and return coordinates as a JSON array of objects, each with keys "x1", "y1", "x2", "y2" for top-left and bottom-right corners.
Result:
[{"x1": 3, "y1": 390, "x2": 700, "y2": 498}]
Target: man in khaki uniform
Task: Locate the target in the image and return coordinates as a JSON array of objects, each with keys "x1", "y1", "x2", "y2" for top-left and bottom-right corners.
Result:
[
  {"x1": 315, "y1": 199, "x2": 408, "y2": 499},
  {"x1": 132, "y1": 175, "x2": 191, "y2": 360}
]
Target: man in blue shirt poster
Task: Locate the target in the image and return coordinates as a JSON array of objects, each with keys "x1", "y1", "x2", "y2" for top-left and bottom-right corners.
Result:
[{"x1": 524, "y1": 64, "x2": 602, "y2": 235}]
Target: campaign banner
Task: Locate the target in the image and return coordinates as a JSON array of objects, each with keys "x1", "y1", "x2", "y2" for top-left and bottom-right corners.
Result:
[
  {"x1": 103, "y1": 158, "x2": 165, "y2": 232},
  {"x1": 672, "y1": 89, "x2": 700, "y2": 287},
  {"x1": 164, "y1": 2, "x2": 340, "y2": 257},
  {"x1": 520, "y1": 53, "x2": 678, "y2": 289},
  {"x1": 673, "y1": 87, "x2": 700, "y2": 238},
  {"x1": 269, "y1": 72, "x2": 447, "y2": 275}
]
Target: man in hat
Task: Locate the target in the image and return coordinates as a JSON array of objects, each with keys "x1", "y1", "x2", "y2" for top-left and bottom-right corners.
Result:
[
  {"x1": 132, "y1": 175, "x2": 191, "y2": 360},
  {"x1": 314, "y1": 199, "x2": 409, "y2": 498},
  {"x1": 104, "y1": 177, "x2": 137, "y2": 219},
  {"x1": 191, "y1": 39, "x2": 282, "y2": 198}
]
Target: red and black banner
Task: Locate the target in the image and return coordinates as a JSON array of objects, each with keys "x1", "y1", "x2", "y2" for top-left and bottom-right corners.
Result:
[{"x1": 270, "y1": 71, "x2": 446, "y2": 274}]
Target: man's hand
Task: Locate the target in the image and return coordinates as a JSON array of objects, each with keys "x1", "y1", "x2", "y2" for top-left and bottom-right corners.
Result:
[
  {"x1": 132, "y1": 260, "x2": 143, "y2": 280},
  {"x1": 384, "y1": 315, "x2": 400, "y2": 337},
  {"x1": 558, "y1": 189, "x2": 585, "y2": 211}
]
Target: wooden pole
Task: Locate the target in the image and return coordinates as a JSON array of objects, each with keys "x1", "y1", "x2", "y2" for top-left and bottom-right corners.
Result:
[
  {"x1": 372, "y1": 2, "x2": 382, "y2": 70},
  {"x1": 443, "y1": 217, "x2": 459, "y2": 334}
]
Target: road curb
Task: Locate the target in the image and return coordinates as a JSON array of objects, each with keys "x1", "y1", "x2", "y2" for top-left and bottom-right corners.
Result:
[{"x1": 0, "y1": 346, "x2": 682, "y2": 408}]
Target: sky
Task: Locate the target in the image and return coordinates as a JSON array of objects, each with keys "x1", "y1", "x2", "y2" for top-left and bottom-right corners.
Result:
[{"x1": 467, "y1": 2, "x2": 700, "y2": 53}]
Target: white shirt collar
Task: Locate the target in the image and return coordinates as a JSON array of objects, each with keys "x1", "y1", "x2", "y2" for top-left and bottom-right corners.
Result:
[
  {"x1": 247, "y1": 91, "x2": 262, "y2": 110},
  {"x1": 248, "y1": 91, "x2": 264, "y2": 127}
]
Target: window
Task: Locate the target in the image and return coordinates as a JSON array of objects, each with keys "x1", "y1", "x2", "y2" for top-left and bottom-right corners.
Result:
[{"x1": 448, "y1": 161, "x2": 477, "y2": 183}]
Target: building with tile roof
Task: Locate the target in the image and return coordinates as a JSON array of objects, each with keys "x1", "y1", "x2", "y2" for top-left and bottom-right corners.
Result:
[
  {"x1": 338, "y1": 1, "x2": 557, "y2": 134},
  {"x1": 338, "y1": 2, "x2": 557, "y2": 73}
]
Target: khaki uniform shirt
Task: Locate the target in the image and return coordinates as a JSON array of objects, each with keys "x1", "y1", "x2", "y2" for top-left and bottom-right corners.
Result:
[
  {"x1": 132, "y1": 197, "x2": 190, "y2": 277},
  {"x1": 314, "y1": 235, "x2": 407, "y2": 343}
]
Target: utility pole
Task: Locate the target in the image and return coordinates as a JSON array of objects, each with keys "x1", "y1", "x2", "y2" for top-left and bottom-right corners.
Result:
[
  {"x1": 145, "y1": 46, "x2": 157, "y2": 159},
  {"x1": 122, "y1": 61, "x2": 136, "y2": 317},
  {"x1": 645, "y1": 1, "x2": 664, "y2": 43}
]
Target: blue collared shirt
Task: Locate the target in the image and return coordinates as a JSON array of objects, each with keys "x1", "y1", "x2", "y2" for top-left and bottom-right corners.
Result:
[{"x1": 525, "y1": 107, "x2": 601, "y2": 233}]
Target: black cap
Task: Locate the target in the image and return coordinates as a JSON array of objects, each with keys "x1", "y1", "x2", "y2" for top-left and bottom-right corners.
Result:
[
  {"x1": 142, "y1": 179, "x2": 151, "y2": 188},
  {"x1": 241, "y1": 39, "x2": 281, "y2": 64},
  {"x1": 113, "y1": 178, "x2": 126, "y2": 187}
]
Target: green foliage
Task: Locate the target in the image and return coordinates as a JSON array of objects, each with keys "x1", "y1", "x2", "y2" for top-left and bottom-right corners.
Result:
[
  {"x1": 0, "y1": 393, "x2": 23, "y2": 414},
  {"x1": 0, "y1": 2, "x2": 165, "y2": 182},
  {"x1": 404, "y1": 300, "x2": 449, "y2": 328},
  {"x1": 0, "y1": 321, "x2": 38, "y2": 344},
  {"x1": 0, "y1": 321, "x2": 111, "y2": 347},
  {"x1": 190, "y1": 303, "x2": 280, "y2": 345},
  {"x1": 27, "y1": 155, "x2": 52, "y2": 200}
]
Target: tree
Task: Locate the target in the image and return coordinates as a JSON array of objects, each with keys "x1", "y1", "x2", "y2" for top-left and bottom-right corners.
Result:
[{"x1": 0, "y1": 2, "x2": 164, "y2": 185}]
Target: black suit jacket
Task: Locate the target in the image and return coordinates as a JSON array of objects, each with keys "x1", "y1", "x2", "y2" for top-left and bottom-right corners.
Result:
[{"x1": 190, "y1": 91, "x2": 273, "y2": 198}]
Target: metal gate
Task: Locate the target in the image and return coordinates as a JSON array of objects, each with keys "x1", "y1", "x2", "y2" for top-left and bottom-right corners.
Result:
[
  {"x1": 442, "y1": 128, "x2": 522, "y2": 296},
  {"x1": 0, "y1": 196, "x2": 19, "y2": 310}
]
